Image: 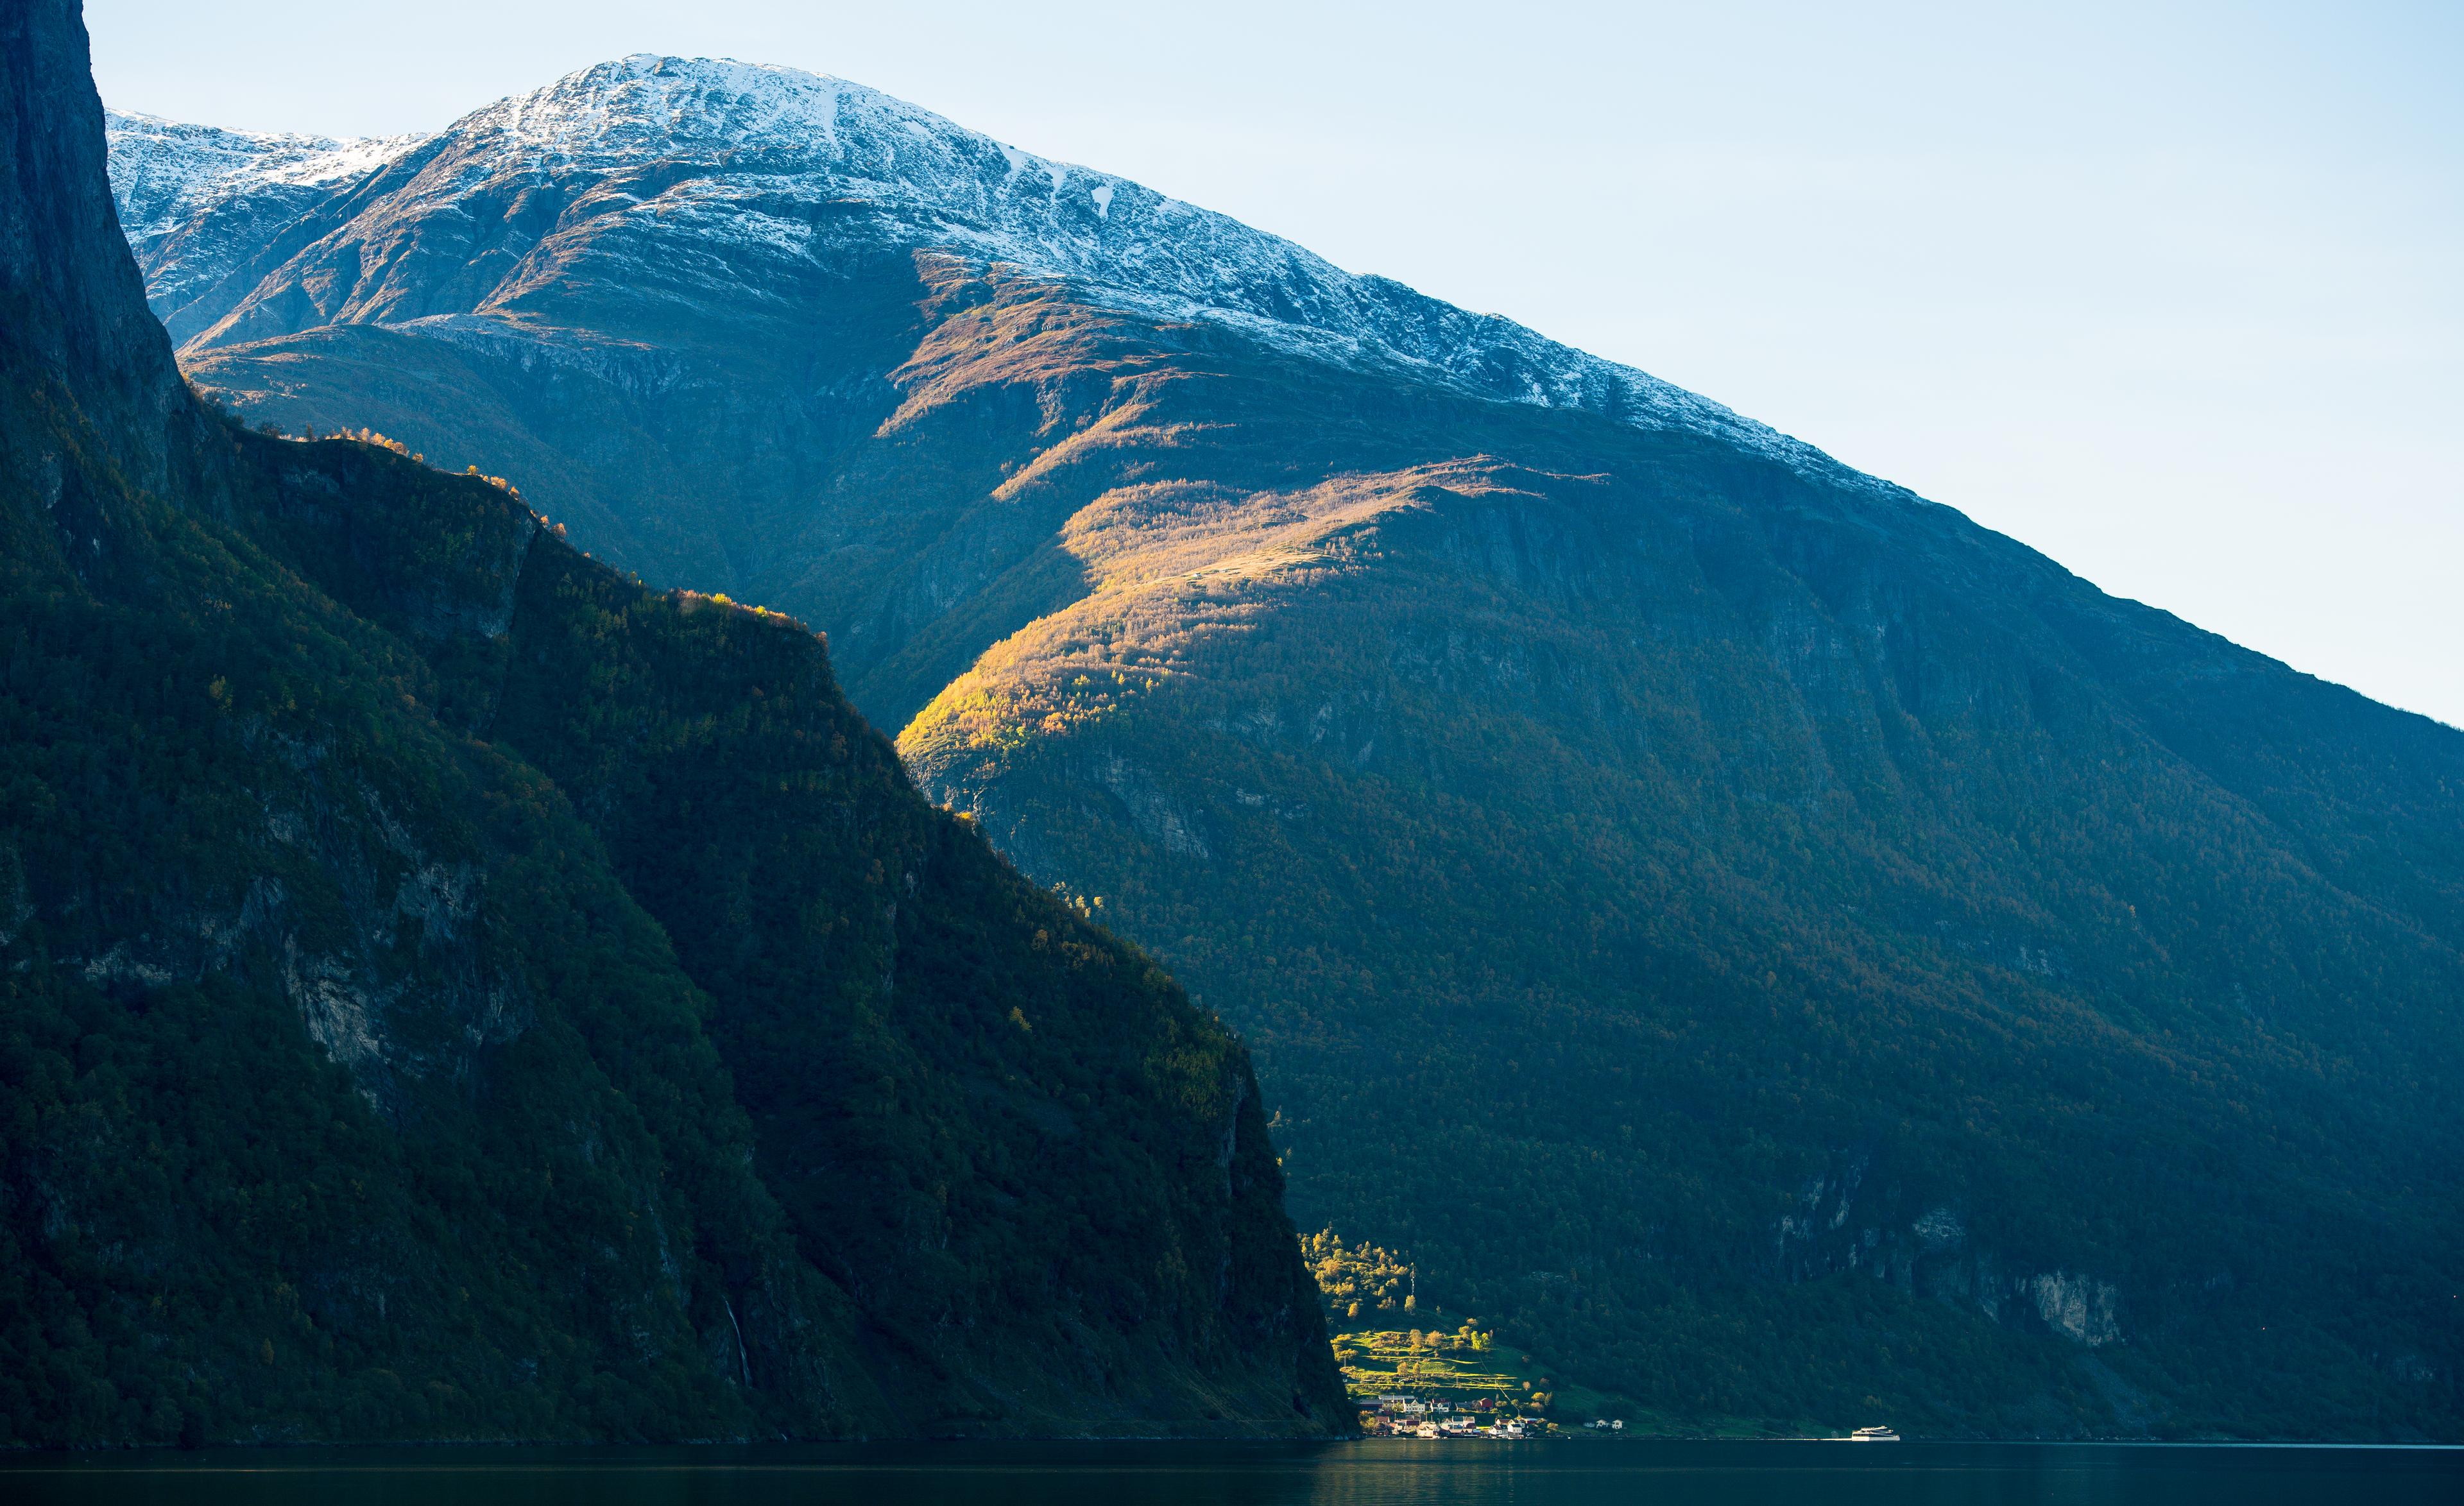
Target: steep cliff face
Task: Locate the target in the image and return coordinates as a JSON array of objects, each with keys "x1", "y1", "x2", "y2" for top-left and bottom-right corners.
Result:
[
  {"x1": 3, "y1": 10, "x2": 869, "y2": 1445},
  {"x1": 230, "y1": 436, "x2": 1342, "y2": 1433},
  {"x1": 0, "y1": 0, "x2": 1342, "y2": 1446},
  {"x1": 3, "y1": 3, "x2": 201, "y2": 498},
  {"x1": 105, "y1": 49, "x2": 2464, "y2": 1438}
]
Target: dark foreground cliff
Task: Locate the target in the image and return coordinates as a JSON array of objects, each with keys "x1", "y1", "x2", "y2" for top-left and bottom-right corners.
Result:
[{"x1": 0, "y1": 0, "x2": 1344, "y2": 1446}]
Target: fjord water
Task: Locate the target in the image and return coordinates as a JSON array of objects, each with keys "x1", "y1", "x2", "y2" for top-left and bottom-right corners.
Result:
[{"x1": 6, "y1": 1443, "x2": 2458, "y2": 1506}]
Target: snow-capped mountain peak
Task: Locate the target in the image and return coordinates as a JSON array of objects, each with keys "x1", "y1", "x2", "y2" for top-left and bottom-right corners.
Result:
[
  {"x1": 108, "y1": 55, "x2": 1858, "y2": 482},
  {"x1": 105, "y1": 110, "x2": 425, "y2": 241},
  {"x1": 438, "y1": 55, "x2": 1833, "y2": 475}
]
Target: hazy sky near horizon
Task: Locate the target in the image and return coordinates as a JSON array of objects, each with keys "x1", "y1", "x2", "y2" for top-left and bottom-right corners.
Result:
[{"x1": 86, "y1": 1, "x2": 2464, "y2": 726}]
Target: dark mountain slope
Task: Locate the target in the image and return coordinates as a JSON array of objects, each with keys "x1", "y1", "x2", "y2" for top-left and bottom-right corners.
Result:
[
  {"x1": 3, "y1": 6, "x2": 869, "y2": 1444},
  {"x1": 112, "y1": 55, "x2": 2464, "y2": 1438},
  {"x1": 231, "y1": 436, "x2": 1340, "y2": 1432},
  {"x1": 1, "y1": 1, "x2": 1340, "y2": 1445}
]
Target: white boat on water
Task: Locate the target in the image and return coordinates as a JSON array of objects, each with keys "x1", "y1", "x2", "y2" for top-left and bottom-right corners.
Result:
[{"x1": 1848, "y1": 1425, "x2": 1899, "y2": 1442}]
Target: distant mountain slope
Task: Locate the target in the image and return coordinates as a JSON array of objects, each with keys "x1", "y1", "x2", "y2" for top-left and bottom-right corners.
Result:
[
  {"x1": 107, "y1": 56, "x2": 1811, "y2": 465},
  {"x1": 110, "y1": 52, "x2": 2464, "y2": 1439},
  {"x1": 105, "y1": 111, "x2": 425, "y2": 336},
  {"x1": 2, "y1": 1, "x2": 1340, "y2": 1446}
]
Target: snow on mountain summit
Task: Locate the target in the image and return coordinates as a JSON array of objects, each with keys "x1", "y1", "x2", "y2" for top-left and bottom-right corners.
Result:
[
  {"x1": 106, "y1": 110, "x2": 424, "y2": 239},
  {"x1": 106, "y1": 110, "x2": 428, "y2": 323},
  {"x1": 110, "y1": 56, "x2": 1853, "y2": 480},
  {"x1": 456, "y1": 56, "x2": 1823, "y2": 472}
]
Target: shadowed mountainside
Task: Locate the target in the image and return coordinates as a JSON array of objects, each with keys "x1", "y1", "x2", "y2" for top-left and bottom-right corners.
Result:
[{"x1": 0, "y1": 3, "x2": 1341, "y2": 1446}]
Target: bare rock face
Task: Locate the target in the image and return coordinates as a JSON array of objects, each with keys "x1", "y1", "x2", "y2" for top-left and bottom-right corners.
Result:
[
  {"x1": 105, "y1": 46, "x2": 2464, "y2": 1439},
  {"x1": 1, "y1": 1, "x2": 200, "y2": 497}
]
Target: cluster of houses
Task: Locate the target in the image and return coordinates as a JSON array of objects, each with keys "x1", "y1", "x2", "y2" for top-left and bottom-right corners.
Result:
[
  {"x1": 1358, "y1": 1394, "x2": 1536, "y2": 1438},
  {"x1": 1355, "y1": 1392, "x2": 1636, "y2": 1439}
]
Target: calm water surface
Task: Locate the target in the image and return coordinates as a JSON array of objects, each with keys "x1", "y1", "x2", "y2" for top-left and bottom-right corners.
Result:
[{"x1": 4, "y1": 1441, "x2": 2457, "y2": 1505}]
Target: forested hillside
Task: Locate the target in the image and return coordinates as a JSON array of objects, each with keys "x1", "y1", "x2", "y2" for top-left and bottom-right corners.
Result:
[
  {"x1": 108, "y1": 49, "x2": 2464, "y2": 1438},
  {"x1": 237, "y1": 431, "x2": 1342, "y2": 1435},
  {"x1": 0, "y1": 1, "x2": 1341, "y2": 1446},
  {"x1": 891, "y1": 302, "x2": 2464, "y2": 1436}
]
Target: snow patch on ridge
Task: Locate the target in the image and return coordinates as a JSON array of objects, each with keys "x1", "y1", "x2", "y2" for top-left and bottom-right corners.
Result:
[
  {"x1": 105, "y1": 110, "x2": 424, "y2": 239},
  {"x1": 420, "y1": 56, "x2": 1863, "y2": 483},
  {"x1": 108, "y1": 55, "x2": 1883, "y2": 490}
]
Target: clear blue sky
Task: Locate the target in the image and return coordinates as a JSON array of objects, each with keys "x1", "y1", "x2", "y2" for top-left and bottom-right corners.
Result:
[{"x1": 86, "y1": 1, "x2": 2464, "y2": 726}]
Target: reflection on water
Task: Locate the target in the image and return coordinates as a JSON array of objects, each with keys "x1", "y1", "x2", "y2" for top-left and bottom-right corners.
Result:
[{"x1": 3, "y1": 1440, "x2": 2458, "y2": 1506}]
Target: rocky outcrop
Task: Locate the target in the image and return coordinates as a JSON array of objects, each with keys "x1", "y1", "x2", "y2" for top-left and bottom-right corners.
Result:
[{"x1": 1777, "y1": 1175, "x2": 2125, "y2": 1350}]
